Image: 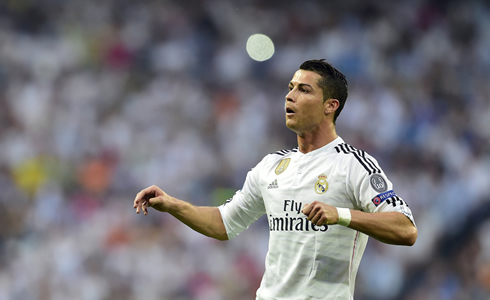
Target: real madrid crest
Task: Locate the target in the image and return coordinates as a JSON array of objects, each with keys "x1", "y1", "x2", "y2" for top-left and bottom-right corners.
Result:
[
  {"x1": 275, "y1": 158, "x2": 291, "y2": 175},
  {"x1": 315, "y1": 173, "x2": 329, "y2": 194}
]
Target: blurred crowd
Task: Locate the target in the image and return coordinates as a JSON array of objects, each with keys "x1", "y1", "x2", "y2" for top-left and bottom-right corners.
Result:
[{"x1": 1, "y1": 0, "x2": 490, "y2": 299}]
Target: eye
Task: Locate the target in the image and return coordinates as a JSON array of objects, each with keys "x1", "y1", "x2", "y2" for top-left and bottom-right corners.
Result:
[{"x1": 300, "y1": 88, "x2": 308, "y2": 93}]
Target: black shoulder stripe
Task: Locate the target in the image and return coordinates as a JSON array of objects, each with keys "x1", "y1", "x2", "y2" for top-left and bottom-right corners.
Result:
[
  {"x1": 334, "y1": 143, "x2": 343, "y2": 153},
  {"x1": 272, "y1": 150, "x2": 286, "y2": 156},
  {"x1": 271, "y1": 147, "x2": 297, "y2": 156},
  {"x1": 346, "y1": 145, "x2": 373, "y2": 174},
  {"x1": 335, "y1": 143, "x2": 381, "y2": 175},
  {"x1": 336, "y1": 143, "x2": 350, "y2": 154},
  {"x1": 357, "y1": 148, "x2": 381, "y2": 174},
  {"x1": 351, "y1": 151, "x2": 374, "y2": 175},
  {"x1": 345, "y1": 144, "x2": 373, "y2": 174}
]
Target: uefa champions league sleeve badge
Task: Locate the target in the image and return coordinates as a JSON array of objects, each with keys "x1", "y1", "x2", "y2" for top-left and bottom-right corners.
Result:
[{"x1": 370, "y1": 174, "x2": 387, "y2": 193}]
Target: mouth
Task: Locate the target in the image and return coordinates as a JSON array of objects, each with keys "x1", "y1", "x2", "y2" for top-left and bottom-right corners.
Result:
[{"x1": 286, "y1": 107, "x2": 295, "y2": 115}]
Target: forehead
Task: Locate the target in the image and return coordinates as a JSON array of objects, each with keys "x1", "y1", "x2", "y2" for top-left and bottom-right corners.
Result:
[{"x1": 290, "y1": 70, "x2": 322, "y2": 87}]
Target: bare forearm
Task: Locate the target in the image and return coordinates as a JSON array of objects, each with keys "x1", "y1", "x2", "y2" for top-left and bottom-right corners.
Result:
[
  {"x1": 348, "y1": 211, "x2": 417, "y2": 246},
  {"x1": 166, "y1": 197, "x2": 228, "y2": 241}
]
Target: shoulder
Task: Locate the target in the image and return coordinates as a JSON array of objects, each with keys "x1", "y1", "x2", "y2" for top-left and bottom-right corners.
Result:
[
  {"x1": 257, "y1": 146, "x2": 299, "y2": 167},
  {"x1": 333, "y1": 142, "x2": 382, "y2": 175},
  {"x1": 269, "y1": 147, "x2": 299, "y2": 157}
]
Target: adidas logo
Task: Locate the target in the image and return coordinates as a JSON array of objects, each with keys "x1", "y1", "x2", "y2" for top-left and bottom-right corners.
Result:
[{"x1": 267, "y1": 179, "x2": 279, "y2": 189}]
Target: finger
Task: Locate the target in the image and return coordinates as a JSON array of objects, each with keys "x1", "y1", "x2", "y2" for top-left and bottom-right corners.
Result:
[
  {"x1": 134, "y1": 186, "x2": 155, "y2": 202},
  {"x1": 310, "y1": 211, "x2": 321, "y2": 224},
  {"x1": 316, "y1": 215, "x2": 327, "y2": 226},
  {"x1": 302, "y1": 203, "x2": 311, "y2": 215},
  {"x1": 312, "y1": 212, "x2": 327, "y2": 226},
  {"x1": 305, "y1": 204, "x2": 320, "y2": 220},
  {"x1": 146, "y1": 197, "x2": 160, "y2": 214},
  {"x1": 134, "y1": 188, "x2": 153, "y2": 213},
  {"x1": 135, "y1": 193, "x2": 146, "y2": 214},
  {"x1": 133, "y1": 192, "x2": 141, "y2": 209},
  {"x1": 142, "y1": 200, "x2": 148, "y2": 215}
]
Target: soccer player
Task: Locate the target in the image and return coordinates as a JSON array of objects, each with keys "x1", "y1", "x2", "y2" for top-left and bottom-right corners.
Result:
[{"x1": 133, "y1": 59, "x2": 417, "y2": 299}]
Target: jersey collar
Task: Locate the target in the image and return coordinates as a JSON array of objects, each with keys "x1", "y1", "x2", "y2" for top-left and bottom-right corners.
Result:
[{"x1": 298, "y1": 136, "x2": 345, "y2": 157}]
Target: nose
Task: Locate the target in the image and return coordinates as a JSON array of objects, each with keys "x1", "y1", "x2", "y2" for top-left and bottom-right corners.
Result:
[{"x1": 286, "y1": 89, "x2": 295, "y2": 103}]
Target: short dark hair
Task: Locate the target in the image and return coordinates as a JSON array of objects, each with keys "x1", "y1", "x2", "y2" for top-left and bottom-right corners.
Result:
[{"x1": 299, "y1": 59, "x2": 348, "y2": 123}]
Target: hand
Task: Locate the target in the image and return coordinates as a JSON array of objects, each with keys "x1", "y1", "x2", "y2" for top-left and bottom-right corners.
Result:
[
  {"x1": 133, "y1": 185, "x2": 173, "y2": 215},
  {"x1": 302, "y1": 201, "x2": 339, "y2": 226}
]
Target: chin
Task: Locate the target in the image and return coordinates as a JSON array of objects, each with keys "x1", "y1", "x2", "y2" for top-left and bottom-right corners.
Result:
[{"x1": 285, "y1": 122, "x2": 300, "y2": 133}]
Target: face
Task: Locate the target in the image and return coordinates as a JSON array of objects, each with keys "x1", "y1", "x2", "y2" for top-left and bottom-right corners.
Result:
[{"x1": 285, "y1": 70, "x2": 327, "y2": 135}]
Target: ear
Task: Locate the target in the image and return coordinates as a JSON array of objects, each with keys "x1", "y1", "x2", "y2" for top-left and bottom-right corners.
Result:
[{"x1": 324, "y1": 98, "x2": 340, "y2": 115}]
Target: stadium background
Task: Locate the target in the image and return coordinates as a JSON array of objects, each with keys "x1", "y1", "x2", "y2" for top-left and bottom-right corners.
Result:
[{"x1": 1, "y1": 0, "x2": 490, "y2": 299}]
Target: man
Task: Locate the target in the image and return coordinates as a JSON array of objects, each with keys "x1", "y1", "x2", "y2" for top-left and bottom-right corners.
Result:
[{"x1": 133, "y1": 59, "x2": 417, "y2": 299}]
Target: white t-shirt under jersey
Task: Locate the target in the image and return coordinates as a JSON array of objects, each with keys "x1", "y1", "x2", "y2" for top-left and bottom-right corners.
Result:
[{"x1": 218, "y1": 137, "x2": 415, "y2": 300}]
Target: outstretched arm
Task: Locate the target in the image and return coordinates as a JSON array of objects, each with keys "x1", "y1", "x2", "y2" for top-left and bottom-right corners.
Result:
[
  {"x1": 302, "y1": 201, "x2": 417, "y2": 246},
  {"x1": 133, "y1": 185, "x2": 228, "y2": 241}
]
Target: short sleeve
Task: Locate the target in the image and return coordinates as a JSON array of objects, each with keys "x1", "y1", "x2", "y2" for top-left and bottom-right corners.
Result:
[
  {"x1": 349, "y1": 154, "x2": 416, "y2": 226},
  {"x1": 218, "y1": 161, "x2": 266, "y2": 239}
]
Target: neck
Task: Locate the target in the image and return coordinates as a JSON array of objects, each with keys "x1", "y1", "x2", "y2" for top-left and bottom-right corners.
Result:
[{"x1": 296, "y1": 123, "x2": 338, "y2": 153}]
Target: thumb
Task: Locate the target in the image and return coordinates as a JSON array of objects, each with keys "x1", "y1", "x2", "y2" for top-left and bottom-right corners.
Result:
[
  {"x1": 142, "y1": 197, "x2": 159, "y2": 215},
  {"x1": 147, "y1": 197, "x2": 159, "y2": 207},
  {"x1": 302, "y1": 203, "x2": 311, "y2": 214},
  {"x1": 147, "y1": 196, "x2": 168, "y2": 212}
]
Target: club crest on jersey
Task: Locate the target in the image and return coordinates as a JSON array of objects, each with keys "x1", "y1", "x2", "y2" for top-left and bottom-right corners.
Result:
[
  {"x1": 275, "y1": 158, "x2": 291, "y2": 175},
  {"x1": 314, "y1": 174, "x2": 329, "y2": 194},
  {"x1": 370, "y1": 174, "x2": 387, "y2": 193}
]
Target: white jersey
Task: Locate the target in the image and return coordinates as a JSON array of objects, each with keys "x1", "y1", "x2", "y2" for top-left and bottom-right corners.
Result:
[{"x1": 218, "y1": 137, "x2": 415, "y2": 300}]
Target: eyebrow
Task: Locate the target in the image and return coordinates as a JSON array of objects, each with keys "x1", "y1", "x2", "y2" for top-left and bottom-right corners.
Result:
[{"x1": 289, "y1": 82, "x2": 314, "y2": 90}]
